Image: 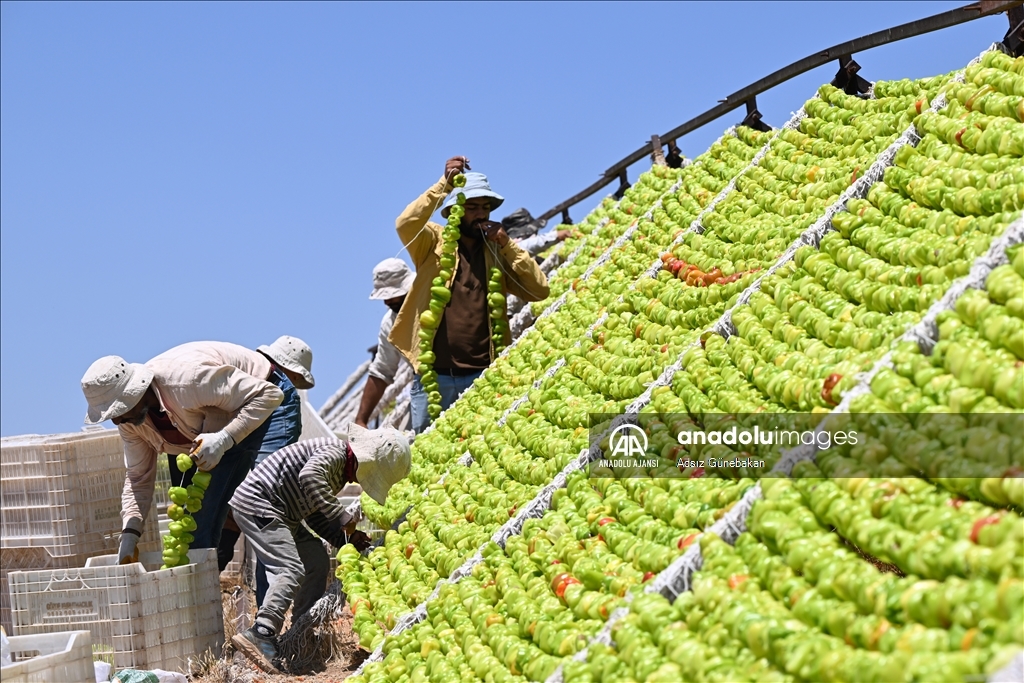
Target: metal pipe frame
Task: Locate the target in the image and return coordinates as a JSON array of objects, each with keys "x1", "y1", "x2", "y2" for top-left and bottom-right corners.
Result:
[{"x1": 536, "y1": 0, "x2": 1021, "y2": 223}]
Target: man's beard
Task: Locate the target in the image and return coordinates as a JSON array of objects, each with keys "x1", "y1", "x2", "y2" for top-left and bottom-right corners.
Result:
[
  {"x1": 387, "y1": 297, "x2": 406, "y2": 313},
  {"x1": 459, "y1": 218, "x2": 486, "y2": 238}
]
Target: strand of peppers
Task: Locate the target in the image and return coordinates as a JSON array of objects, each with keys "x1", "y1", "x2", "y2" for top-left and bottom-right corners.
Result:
[
  {"x1": 160, "y1": 452, "x2": 210, "y2": 569},
  {"x1": 416, "y1": 173, "x2": 509, "y2": 420}
]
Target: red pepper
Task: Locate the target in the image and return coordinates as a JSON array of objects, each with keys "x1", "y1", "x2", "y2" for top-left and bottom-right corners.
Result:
[
  {"x1": 955, "y1": 128, "x2": 966, "y2": 147},
  {"x1": 728, "y1": 574, "x2": 750, "y2": 589},
  {"x1": 597, "y1": 517, "x2": 615, "y2": 526},
  {"x1": 850, "y1": 166, "x2": 860, "y2": 184},
  {"x1": 701, "y1": 268, "x2": 723, "y2": 287},
  {"x1": 691, "y1": 467, "x2": 705, "y2": 479},
  {"x1": 970, "y1": 515, "x2": 1001, "y2": 544},
  {"x1": 555, "y1": 577, "x2": 580, "y2": 599},
  {"x1": 677, "y1": 533, "x2": 699, "y2": 550},
  {"x1": 821, "y1": 373, "x2": 842, "y2": 406}
]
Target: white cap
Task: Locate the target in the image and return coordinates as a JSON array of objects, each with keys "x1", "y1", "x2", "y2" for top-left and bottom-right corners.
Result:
[
  {"x1": 258, "y1": 336, "x2": 315, "y2": 389},
  {"x1": 347, "y1": 423, "x2": 411, "y2": 505},
  {"x1": 370, "y1": 258, "x2": 414, "y2": 300},
  {"x1": 81, "y1": 356, "x2": 155, "y2": 424}
]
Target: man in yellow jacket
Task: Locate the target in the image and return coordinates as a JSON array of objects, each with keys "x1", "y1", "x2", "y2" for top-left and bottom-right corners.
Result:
[{"x1": 390, "y1": 156, "x2": 549, "y2": 431}]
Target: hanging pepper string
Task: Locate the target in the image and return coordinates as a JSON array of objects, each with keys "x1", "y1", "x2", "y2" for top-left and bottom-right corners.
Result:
[{"x1": 416, "y1": 173, "x2": 511, "y2": 419}]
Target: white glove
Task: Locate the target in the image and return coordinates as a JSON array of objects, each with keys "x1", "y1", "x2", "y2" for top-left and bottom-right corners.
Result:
[
  {"x1": 192, "y1": 431, "x2": 234, "y2": 472},
  {"x1": 117, "y1": 531, "x2": 140, "y2": 565}
]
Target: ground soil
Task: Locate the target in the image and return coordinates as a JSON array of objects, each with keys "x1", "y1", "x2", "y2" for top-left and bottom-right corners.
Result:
[{"x1": 192, "y1": 579, "x2": 368, "y2": 683}]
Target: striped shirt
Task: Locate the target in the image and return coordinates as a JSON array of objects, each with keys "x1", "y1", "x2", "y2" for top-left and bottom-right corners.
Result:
[{"x1": 230, "y1": 437, "x2": 353, "y2": 527}]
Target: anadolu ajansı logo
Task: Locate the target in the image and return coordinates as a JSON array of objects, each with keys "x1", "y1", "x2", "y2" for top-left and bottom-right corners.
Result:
[{"x1": 608, "y1": 423, "x2": 648, "y2": 459}]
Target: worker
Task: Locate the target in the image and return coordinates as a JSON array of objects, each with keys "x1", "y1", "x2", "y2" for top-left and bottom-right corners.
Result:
[
  {"x1": 392, "y1": 156, "x2": 550, "y2": 432},
  {"x1": 80, "y1": 338, "x2": 313, "y2": 567},
  {"x1": 229, "y1": 426, "x2": 411, "y2": 673},
  {"x1": 501, "y1": 207, "x2": 574, "y2": 258},
  {"x1": 221, "y1": 337, "x2": 316, "y2": 604},
  {"x1": 354, "y1": 258, "x2": 415, "y2": 430}
]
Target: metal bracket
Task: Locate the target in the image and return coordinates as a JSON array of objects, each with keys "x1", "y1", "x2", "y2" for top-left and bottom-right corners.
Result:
[
  {"x1": 650, "y1": 134, "x2": 667, "y2": 166},
  {"x1": 739, "y1": 97, "x2": 772, "y2": 132},
  {"x1": 612, "y1": 169, "x2": 631, "y2": 200},
  {"x1": 831, "y1": 54, "x2": 872, "y2": 96},
  {"x1": 561, "y1": 208, "x2": 572, "y2": 226},
  {"x1": 665, "y1": 139, "x2": 685, "y2": 168},
  {"x1": 1003, "y1": 5, "x2": 1024, "y2": 56}
]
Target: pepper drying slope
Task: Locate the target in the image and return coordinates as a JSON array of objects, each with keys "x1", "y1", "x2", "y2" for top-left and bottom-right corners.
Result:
[{"x1": 343, "y1": 49, "x2": 1024, "y2": 683}]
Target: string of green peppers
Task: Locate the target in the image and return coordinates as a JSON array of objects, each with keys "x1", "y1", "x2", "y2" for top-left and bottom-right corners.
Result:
[
  {"x1": 417, "y1": 173, "x2": 508, "y2": 420},
  {"x1": 161, "y1": 452, "x2": 210, "y2": 569}
]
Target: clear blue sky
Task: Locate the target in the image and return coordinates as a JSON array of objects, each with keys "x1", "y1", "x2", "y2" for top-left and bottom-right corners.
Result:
[{"x1": 0, "y1": 1, "x2": 1008, "y2": 437}]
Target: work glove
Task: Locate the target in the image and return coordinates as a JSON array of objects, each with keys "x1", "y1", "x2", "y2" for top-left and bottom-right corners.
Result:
[
  {"x1": 117, "y1": 531, "x2": 140, "y2": 565},
  {"x1": 192, "y1": 431, "x2": 234, "y2": 472}
]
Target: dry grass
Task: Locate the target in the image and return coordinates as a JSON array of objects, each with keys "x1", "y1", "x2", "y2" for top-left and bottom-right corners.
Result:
[{"x1": 191, "y1": 581, "x2": 368, "y2": 683}]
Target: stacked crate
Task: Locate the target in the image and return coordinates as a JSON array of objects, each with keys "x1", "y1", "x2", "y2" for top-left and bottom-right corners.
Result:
[
  {"x1": 8, "y1": 550, "x2": 222, "y2": 672},
  {"x1": 0, "y1": 430, "x2": 161, "y2": 634},
  {"x1": 1, "y1": 630, "x2": 95, "y2": 682}
]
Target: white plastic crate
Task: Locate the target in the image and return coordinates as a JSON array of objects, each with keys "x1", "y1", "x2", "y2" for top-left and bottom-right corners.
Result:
[
  {"x1": 299, "y1": 390, "x2": 336, "y2": 441},
  {"x1": 219, "y1": 534, "x2": 247, "y2": 582},
  {"x1": 1, "y1": 430, "x2": 164, "y2": 634},
  {"x1": 1, "y1": 631, "x2": 93, "y2": 682},
  {"x1": 0, "y1": 431, "x2": 127, "y2": 555},
  {"x1": 1, "y1": 630, "x2": 94, "y2": 683},
  {"x1": 1, "y1": 431, "x2": 164, "y2": 552},
  {"x1": 0, "y1": 548, "x2": 91, "y2": 645},
  {"x1": 8, "y1": 549, "x2": 223, "y2": 673}
]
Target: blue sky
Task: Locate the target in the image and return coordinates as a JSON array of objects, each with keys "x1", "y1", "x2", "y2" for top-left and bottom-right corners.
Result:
[{"x1": 0, "y1": 1, "x2": 1009, "y2": 436}]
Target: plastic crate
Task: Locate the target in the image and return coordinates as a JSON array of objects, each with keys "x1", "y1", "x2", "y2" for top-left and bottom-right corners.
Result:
[
  {"x1": 1, "y1": 431, "x2": 163, "y2": 552},
  {"x1": 8, "y1": 549, "x2": 223, "y2": 673},
  {"x1": 299, "y1": 391, "x2": 337, "y2": 441},
  {"x1": 220, "y1": 534, "x2": 247, "y2": 582},
  {"x1": 0, "y1": 548, "x2": 91, "y2": 645},
  {"x1": 0, "y1": 431, "x2": 128, "y2": 556},
  {"x1": 1, "y1": 630, "x2": 93, "y2": 683},
  {"x1": 1, "y1": 430, "x2": 164, "y2": 634}
]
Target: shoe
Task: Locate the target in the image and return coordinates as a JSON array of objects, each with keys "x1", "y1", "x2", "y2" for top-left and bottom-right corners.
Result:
[{"x1": 232, "y1": 626, "x2": 280, "y2": 674}]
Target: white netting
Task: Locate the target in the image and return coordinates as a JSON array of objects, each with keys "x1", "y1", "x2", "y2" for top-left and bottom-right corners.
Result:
[
  {"x1": 541, "y1": 59, "x2": 1001, "y2": 678},
  {"x1": 990, "y1": 651, "x2": 1024, "y2": 683}
]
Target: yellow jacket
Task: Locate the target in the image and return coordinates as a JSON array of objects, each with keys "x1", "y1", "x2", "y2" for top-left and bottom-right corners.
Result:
[{"x1": 390, "y1": 176, "x2": 550, "y2": 371}]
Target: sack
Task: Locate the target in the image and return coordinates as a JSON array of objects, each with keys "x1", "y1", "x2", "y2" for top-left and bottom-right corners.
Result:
[{"x1": 112, "y1": 669, "x2": 187, "y2": 683}]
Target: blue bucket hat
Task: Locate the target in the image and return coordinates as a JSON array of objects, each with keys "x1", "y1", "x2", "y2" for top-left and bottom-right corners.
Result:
[{"x1": 441, "y1": 172, "x2": 504, "y2": 217}]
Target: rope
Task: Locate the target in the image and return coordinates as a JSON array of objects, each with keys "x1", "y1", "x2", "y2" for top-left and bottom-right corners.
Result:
[{"x1": 275, "y1": 579, "x2": 347, "y2": 674}]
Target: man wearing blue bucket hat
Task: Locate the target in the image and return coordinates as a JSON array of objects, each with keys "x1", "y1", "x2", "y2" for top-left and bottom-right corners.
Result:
[{"x1": 390, "y1": 157, "x2": 549, "y2": 430}]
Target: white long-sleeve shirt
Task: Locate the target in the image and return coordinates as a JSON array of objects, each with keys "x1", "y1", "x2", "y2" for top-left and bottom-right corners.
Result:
[{"x1": 368, "y1": 310, "x2": 408, "y2": 385}]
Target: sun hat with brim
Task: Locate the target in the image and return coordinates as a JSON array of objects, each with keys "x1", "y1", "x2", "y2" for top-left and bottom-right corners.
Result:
[
  {"x1": 258, "y1": 336, "x2": 315, "y2": 389},
  {"x1": 347, "y1": 423, "x2": 411, "y2": 505},
  {"x1": 369, "y1": 258, "x2": 415, "y2": 300},
  {"x1": 82, "y1": 356, "x2": 155, "y2": 424},
  {"x1": 440, "y1": 172, "x2": 504, "y2": 218},
  {"x1": 501, "y1": 207, "x2": 548, "y2": 240}
]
